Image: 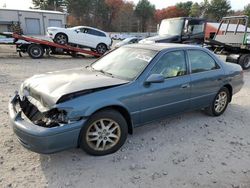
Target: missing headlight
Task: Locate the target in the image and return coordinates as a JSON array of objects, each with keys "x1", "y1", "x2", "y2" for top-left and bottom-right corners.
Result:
[
  {"x1": 34, "y1": 109, "x2": 68, "y2": 127},
  {"x1": 41, "y1": 109, "x2": 82, "y2": 127}
]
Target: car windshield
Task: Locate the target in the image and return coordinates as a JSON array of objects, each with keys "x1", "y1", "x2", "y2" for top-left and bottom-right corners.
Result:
[
  {"x1": 91, "y1": 47, "x2": 158, "y2": 81},
  {"x1": 158, "y1": 19, "x2": 184, "y2": 36}
]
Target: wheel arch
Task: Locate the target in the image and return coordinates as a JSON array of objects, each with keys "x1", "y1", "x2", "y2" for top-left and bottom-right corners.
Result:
[
  {"x1": 77, "y1": 104, "x2": 133, "y2": 148},
  {"x1": 55, "y1": 32, "x2": 68, "y2": 41},
  {"x1": 91, "y1": 105, "x2": 133, "y2": 135},
  {"x1": 223, "y1": 84, "x2": 233, "y2": 102}
]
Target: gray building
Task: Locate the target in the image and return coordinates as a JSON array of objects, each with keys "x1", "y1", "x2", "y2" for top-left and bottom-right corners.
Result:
[{"x1": 0, "y1": 8, "x2": 66, "y2": 35}]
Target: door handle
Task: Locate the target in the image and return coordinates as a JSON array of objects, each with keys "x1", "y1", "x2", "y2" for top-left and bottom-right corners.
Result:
[{"x1": 181, "y1": 84, "x2": 190, "y2": 88}]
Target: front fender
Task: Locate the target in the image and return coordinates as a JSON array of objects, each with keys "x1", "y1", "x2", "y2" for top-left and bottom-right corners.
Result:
[
  {"x1": 57, "y1": 97, "x2": 130, "y2": 120},
  {"x1": 72, "y1": 101, "x2": 128, "y2": 118},
  {"x1": 84, "y1": 100, "x2": 130, "y2": 117}
]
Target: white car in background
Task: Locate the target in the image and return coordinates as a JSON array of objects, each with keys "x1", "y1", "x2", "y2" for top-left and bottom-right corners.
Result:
[
  {"x1": 47, "y1": 26, "x2": 112, "y2": 54},
  {"x1": 114, "y1": 37, "x2": 142, "y2": 48}
]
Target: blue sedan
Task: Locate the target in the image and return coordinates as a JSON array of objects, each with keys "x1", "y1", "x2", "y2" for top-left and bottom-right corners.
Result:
[{"x1": 9, "y1": 43, "x2": 244, "y2": 155}]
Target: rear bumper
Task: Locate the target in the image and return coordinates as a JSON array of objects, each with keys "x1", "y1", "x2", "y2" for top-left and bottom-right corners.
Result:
[
  {"x1": 233, "y1": 79, "x2": 244, "y2": 95},
  {"x1": 9, "y1": 94, "x2": 85, "y2": 154}
]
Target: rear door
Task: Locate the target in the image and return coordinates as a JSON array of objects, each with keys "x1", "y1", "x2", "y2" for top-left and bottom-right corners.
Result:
[
  {"x1": 139, "y1": 50, "x2": 191, "y2": 123},
  {"x1": 86, "y1": 29, "x2": 106, "y2": 48},
  {"x1": 187, "y1": 49, "x2": 224, "y2": 109}
]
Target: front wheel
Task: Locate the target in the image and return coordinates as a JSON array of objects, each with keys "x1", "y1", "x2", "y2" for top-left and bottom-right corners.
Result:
[
  {"x1": 205, "y1": 87, "x2": 230, "y2": 116},
  {"x1": 54, "y1": 33, "x2": 68, "y2": 45},
  {"x1": 80, "y1": 110, "x2": 128, "y2": 156},
  {"x1": 96, "y1": 43, "x2": 107, "y2": 55}
]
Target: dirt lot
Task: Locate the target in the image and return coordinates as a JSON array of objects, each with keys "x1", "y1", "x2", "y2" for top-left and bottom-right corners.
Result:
[{"x1": 0, "y1": 47, "x2": 250, "y2": 188}]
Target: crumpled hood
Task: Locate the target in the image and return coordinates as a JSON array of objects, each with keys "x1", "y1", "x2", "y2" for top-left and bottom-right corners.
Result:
[
  {"x1": 20, "y1": 68, "x2": 129, "y2": 110},
  {"x1": 140, "y1": 34, "x2": 180, "y2": 43}
]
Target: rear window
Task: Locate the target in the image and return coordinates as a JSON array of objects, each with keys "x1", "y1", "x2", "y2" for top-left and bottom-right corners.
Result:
[
  {"x1": 187, "y1": 50, "x2": 219, "y2": 73},
  {"x1": 89, "y1": 29, "x2": 106, "y2": 37}
]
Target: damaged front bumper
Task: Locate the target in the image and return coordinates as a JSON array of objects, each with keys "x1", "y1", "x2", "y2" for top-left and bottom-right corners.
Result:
[{"x1": 9, "y1": 93, "x2": 86, "y2": 154}]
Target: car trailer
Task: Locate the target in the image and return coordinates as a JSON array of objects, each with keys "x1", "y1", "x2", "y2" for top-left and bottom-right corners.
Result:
[
  {"x1": 205, "y1": 15, "x2": 250, "y2": 70},
  {"x1": 0, "y1": 32, "x2": 102, "y2": 59}
]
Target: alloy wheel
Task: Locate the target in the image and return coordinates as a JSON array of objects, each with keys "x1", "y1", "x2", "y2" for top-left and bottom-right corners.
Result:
[
  {"x1": 96, "y1": 44, "x2": 107, "y2": 54},
  {"x1": 214, "y1": 91, "x2": 228, "y2": 113},
  {"x1": 86, "y1": 118, "x2": 121, "y2": 151},
  {"x1": 56, "y1": 34, "x2": 67, "y2": 45}
]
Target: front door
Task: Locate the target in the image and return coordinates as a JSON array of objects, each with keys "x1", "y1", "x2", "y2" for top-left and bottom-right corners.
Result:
[
  {"x1": 77, "y1": 28, "x2": 96, "y2": 48},
  {"x1": 139, "y1": 50, "x2": 191, "y2": 123}
]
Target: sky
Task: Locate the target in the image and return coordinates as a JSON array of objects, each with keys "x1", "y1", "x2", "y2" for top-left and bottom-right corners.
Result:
[{"x1": 0, "y1": 0, "x2": 248, "y2": 10}]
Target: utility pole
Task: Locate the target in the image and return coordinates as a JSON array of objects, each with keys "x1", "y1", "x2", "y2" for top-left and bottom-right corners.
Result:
[{"x1": 54, "y1": 0, "x2": 57, "y2": 11}]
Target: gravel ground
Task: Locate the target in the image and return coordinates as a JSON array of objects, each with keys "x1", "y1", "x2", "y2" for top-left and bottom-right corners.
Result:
[{"x1": 0, "y1": 46, "x2": 250, "y2": 188}]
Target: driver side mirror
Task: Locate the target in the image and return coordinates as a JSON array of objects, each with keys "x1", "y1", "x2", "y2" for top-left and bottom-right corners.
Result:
[
  {"x1": 145, "y1": 74, "x2": 165, "y2": 84},
  {"x1": 75, "y1": 29, "x2": 80, "y2": 33}
]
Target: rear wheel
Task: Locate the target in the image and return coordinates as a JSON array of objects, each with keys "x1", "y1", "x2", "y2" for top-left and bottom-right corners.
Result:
[
  {"x1": 96, "y1": 43, "x2": 107, "y2": 55},
  {"x1": 80, "y1": 110, "x2": 128, "y2": 156},
  {"x1": 27, "y1": 44, "x2": 44, "y2": 59},
  {"x1": 54, "y1": 33, "x2": 68, "y2": 45},
  {"x1": 205, "y1": 87, "x2": 230, "y2": 116},
  {"x1": 239, "y1": 54, "x2": 250, "y2": 70}
]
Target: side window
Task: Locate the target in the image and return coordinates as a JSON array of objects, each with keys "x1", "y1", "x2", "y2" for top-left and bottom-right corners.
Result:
[
  {"x1": 79, "y1": 28, "x2": 88, "y2": 33},
  {"x1": 151, "y1": 51, "x2": 187, "y2": 79},
  {"x1": 96, "y1": 31, "x2": 106, "y2": 37},
  {"x1": 87, "y1": 29, "x2": 95, "y2": 35},
  {"x1": 185, "y1": 20, "x2": 205, "y2": 35},
  {"x1": 187, "y1": 50, "x2": 219, "y2": 73},
  {"x1": 130, "y1": 39, "x2": 138, "y2": 43},
  {"x1": 87, "y1": 29, "x2": 106, "y2": 37}
]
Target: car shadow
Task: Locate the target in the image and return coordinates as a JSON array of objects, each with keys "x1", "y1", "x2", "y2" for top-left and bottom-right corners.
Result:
[{"x1": 39, "y1": 103, "x2": 249, "y2": 187}]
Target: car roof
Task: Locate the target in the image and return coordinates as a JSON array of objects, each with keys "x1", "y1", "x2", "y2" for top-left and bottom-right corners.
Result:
[
  {"x1": 162, "y1": 17, "x2": 206, "y2": 21},
  {"x1": 71, "y1": 26, "x2": 106, "y2": 33},
  {"x1": 125, "y1": 43, "x2": 202, "y2": 51}
]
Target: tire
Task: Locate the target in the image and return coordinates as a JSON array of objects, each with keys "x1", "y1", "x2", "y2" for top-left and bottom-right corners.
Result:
[
  {"x1": 96, "y1": 43, "x2": 107, "y2": 55},
  {"x1": 238, "y1": 54, "x2": 250, "y2": 70},
  {"x1": 54, "y1": 33, "x2": 68, "y2": 45},
  {"x1": 27, "y1": 44, "x2": 44, "y2": 59},
  {"x1": 67, "y1": 51, "x2": 78, "y2": 58},
  {"x1": 205, "y1": 87, "x2": 230, "y2": 116},
  {"x1": 80, "y1": 109, "x2": 128, "y2": 156}
]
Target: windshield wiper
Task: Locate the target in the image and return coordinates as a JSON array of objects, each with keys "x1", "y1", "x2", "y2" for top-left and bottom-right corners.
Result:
[
  {"x1": 86, "y1": 66, "x2": 114, "y2": 77},
  {"x1": 99, "y1": 70, "x2": 114, "y2": 77},
  {"x1": 85, "y1": 65, "x2": 95, "y2": 71}
]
